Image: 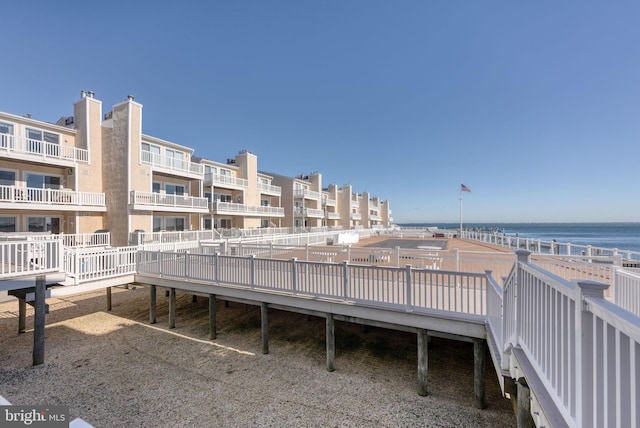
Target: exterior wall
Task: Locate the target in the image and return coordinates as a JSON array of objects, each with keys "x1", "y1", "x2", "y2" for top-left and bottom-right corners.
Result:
[
  {"x1": 337, "y1": 185, "x2": 353, "y2": 229},
  {"x1": 272, "y1": 175, "x2": 295, "y2": 228}
]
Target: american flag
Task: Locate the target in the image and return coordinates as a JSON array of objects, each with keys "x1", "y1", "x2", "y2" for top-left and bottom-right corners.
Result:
[{"x1": 461, "y1": 184, "x2": 471, "y2": 193}]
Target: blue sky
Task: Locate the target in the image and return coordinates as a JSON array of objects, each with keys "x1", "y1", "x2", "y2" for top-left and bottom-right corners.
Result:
[{"x1": 2, "y1": 1, "x2": 639, "y2": 223}]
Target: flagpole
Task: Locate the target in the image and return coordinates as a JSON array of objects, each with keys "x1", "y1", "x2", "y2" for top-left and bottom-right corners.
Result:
[{"x1": 459, "y1": 181, "x2": 463, "y2": 237}]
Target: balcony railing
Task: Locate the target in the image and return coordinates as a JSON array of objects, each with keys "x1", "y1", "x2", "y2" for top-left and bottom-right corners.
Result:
[
  {"x1": 294, "y1": 207, "x2": 325, "y2": 218},
  {"x1": 326, "y1": 212, "x2": 341, "y2": 220},
  {"x1": 130, "y1": 191, "x2": 209, "y2": 212},
  {"x1": 204, "y1": 173, "x2": 249, "y2": 189},
  {"x1": 293, "y1": 188, "x2": 320, "y2": 200},
  {"x1": 0, "y1": 185, "x2": 105, "y2": 208},
  {"x1": 257, "y1": 181, "x2": 282, "y2": 196},
  {"x1": 140, "y1": 150, "x2": 204, "y2": 177},
  {"x1": 351, "y1": 213, "x2": 362, "y2": 220},
  {"x1": 0, "y1": 133, "x2": 88, "y2": 163},
  {"x1": 211, "y1": 201, "x2": 285, "y2": 217},
  {"x1": 324, "y1": 198, "x2": 336, "y2": 207},
  {"x1": 369, "y1": 214, "x2": 382, "y2": 221}
]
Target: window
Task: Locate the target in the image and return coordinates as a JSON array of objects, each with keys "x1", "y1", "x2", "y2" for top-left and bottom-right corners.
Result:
[
  {"x1": 26, "y1": 128, "x2": 59, "y2": 156},
  {"x1": 261, "y1": 219, "x2": 269, "y2": 228},
  {"x1": 219, "y1": 194, "x2": 232, "y2": 203},
  {"x1": 153, "y1": 217, "x2": 162, "y2": 232},
  {"x1": 141, "y1": 142, "x2": 161, "y2": 164},
  {"x1": 28, "y1": 217, "x2": 60, "y2": 233},
  {"x1": 0, "y1": 122, "x2": 14, "y2": 148},
  {"x1": 203, "y1": 218, "x2": 212, "y2": 230},
  {"x1": 152, "y1": 182, "x2": 161, "y2": 193},
  {"x1": 165, "y1": 184, "x2": 185, "y2": 195},
  {"x1": 165, "y1": 149, "x2": 185, "y2": 169},
  {"x1": 0, "y1": 170, "x2": 15, "y2": 186},
  {"x1": 220, "y1": 219, "x2": 232, "y2": 229},
  {"x1": 219, "y1": 169, "x2": 231, "y2": 176},
  {"x1": 165, "y1": 217, "x2": 185, "y2": 231},
  {"x1": 26, "y1": 174, "x2": 61, "y2": 189},
  {"x1": 261, "y1": 199, "x2": 270, "y2": 207},
  {"x1": 0, "y1": 217, "x2": 16, "y2": 232}
]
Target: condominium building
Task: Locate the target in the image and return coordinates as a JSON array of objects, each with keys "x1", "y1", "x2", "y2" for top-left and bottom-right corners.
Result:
[{"x1": 0, "y1": 92, "x2": 392, "y2": 243}]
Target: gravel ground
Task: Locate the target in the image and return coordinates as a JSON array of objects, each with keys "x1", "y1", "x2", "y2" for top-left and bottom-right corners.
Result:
[{"x1": 0, "y1": 283, "x2": 516, "y2": 427}]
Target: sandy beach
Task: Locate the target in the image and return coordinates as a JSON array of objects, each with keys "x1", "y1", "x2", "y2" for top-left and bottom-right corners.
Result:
[{"x1": 0, "y1": 238, "x2": 516, "y2": 427}]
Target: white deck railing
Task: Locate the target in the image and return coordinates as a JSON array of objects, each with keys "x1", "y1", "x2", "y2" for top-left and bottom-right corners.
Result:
[
  {"x1": 0, "y1": 238, "x2": 64, "y2": 278},
  {"x1": 140, "y1": 150, "x2": 204, "y2": 177},
  {"x1": 613, "y1": 268, "x2": 640, "y2": 316},
  {"x1": 0, "y1": 133, "x2": 89, "y2": 163},
  {"x1": 256, "y1": 181, "x2": 282, "y2": 196},
  {"x1": 62, "y1": 232, "x2": 110, "y2": 248},
  {"x1": 64, "y1": 246, "x2": 137, "y2": 284},
  {"x1": 495, "y1": 250, "x2": 640, "y2": 427},
  {"x1": 204, "y1": 173, "x2": 249, "y2": 189},
  {"x1": 211, "y1": 201, "x2": 285, "y2": 216},
  {"x1": 293, "y1": 188, "x2": 320, "y2": 200},
  {"x1": 0, "y1": 185, "x2": 105, "y2": 207},
  {"x1": 136, "y1": 251, "x2": 489, "y2": 317},
  {"x1": 462, "y1": 229, "x2": 640, "y2": 262},
  {"x1": 133, "y1": 230, "x2": 220, "y2": 245},
  {"x1": 130, "y1": 191, "x2": 209, "y2": 210}
]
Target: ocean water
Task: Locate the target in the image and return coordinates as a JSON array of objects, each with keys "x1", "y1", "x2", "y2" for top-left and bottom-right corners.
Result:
[{"x1": 398, "y1": 222, "x2": 640, "y2": 253}]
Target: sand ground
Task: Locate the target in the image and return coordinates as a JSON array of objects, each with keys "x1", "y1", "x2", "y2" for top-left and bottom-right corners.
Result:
[{"x1": 0, "y1": 238, "x2": 516, "y2": 427}]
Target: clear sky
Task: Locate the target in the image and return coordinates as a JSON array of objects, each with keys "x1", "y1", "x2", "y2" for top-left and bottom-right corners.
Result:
[{"x1": 2, "y1": 1, "x2": 639, "y2": 223}]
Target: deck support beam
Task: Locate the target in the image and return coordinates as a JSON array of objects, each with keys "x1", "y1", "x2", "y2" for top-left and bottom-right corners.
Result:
[
  {"x1": 106, "y1": 287, "x2": 112, "y2": 311},
  {"x1": 168, "y1": 287, "x2": 176, "y2": 329},
  {"x1": 474, "y1": 338, "x2": 487, "y2": 409},
  {"x1": 209, "y1": 294, "x2": 216, "y2": 340},
  {"x1": 517, "y1": 377, "x2": 533, "y2": 428},
  {"x1": 326, "y1": 313, "x2": 335, "y2": 372},
  {"x1": 261, "y1": 302, "x2": 269, "y2": 354},
  {"x1": 18, "y1": 297, "x2": 26, "y2": 334},
  {"x1": 32, "y1": 275, "x2": 46, "y2": 366},
  {"x1": 149, "y1": 285, "x2": 157, "y2": 324},
  {"x1": 417, "y1": 329, "x2": 428, "y2": 396}
]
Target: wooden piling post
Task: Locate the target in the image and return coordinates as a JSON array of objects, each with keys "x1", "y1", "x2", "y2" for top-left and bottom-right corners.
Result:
[
  {"x1": 106, "y1": 287, "x2": 112, "y2": 311},
  {"x1": 209, "y1": 294, "x2": 216, "y2": 340},
  {"x1": 32, "y1": 275, "x2": 46, "y2": 366},
  {"x1": 417, "y1": 329, "x2": 428, "y2": 396},
  {"x1": 168, "y1": 287, "x2": 176, "y2": 329},
  {"x1": 326, "y1": 313, "x2": 335, "y2": 372},
  {"x1": 474, "y1": 338, "x2": 487, "y2": 409},
  {"x1": 517, "y1": 377, "x2": 533, "y2": 428},
  {"x1": 18, "y1": 297, "x2": 26, "y2": 334},
  {"x1": 192, "y1": 294, "x2": 198, "y2": 303},
  {"x1": 149, "y1": 285, "x2": 156, "y2": 324},
  {"x1": 261, "y1": 302, "x2": 269, "y2": 354}
]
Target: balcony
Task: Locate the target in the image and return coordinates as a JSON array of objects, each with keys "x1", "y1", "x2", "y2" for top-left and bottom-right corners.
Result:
[
  {"x1": 204, "y1": 173, "x2": 249, "y2": 190},
  {"x1": 294, "y1": 207, "x2": 325, "y2": 218},
  {"x1": 0, "y1": 185, "x2": 106, "y2": 211},
  {"x1": 326, "y1": 212, "x2": 341, "y2": 220},
  {"x1": 369, "y1": 214, "x2": 382, "y2": 221},
  {"x1": 130, "y1": 191, "x2": 209, "y2": 213},
  {"x1": 293, "y1": 189, "x2": 320, "y2": 200},
  {"x1": 0, "y1": 133, "x2": 88, "y2": 166},
  {"x1": 324, "y1": 198, "x2": 336, "y2": 207},
  {"x1": 257, "y1": 181, "x2": 282, "y2": 196},
  {"x1": 140, "y1": 150, "x2": 204, "y2": 179},
  {"x1": 211, "y1": 201, "x2": 285, "y2": 217},
  {"x1": 351, "y1": 213, "x2": 362, "y2": 220},
  {"x1": 352, "y1": 200, "x2": 359, "y2": 207}
]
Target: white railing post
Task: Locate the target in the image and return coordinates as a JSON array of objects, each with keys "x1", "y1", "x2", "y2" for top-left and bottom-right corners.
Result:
[
  {"x1": 214, "y1": 253, "x2": 219, "y2": 282},
  {"x1": 514, "y1": 250, "x2": 531, "y2": 344},
  {"x1": 291, "y1": 258, "x2": 298, "y2": 294},
  {"x1": 185, "y1": 252, "x2": 190, "y2": 280},
  {"x1": 342, "y1": 261, "x2": 349, "y2": 301},
  {"x1": 405, "y1": 264, "x2": 412, "y2": 311},
  {"x1": 396, "y1": 246, "x2": 401, "y2": 267},
  {"x1": 573, "y1": 279, "x2": 609, "y2": 428},
  {"x1": 250, "y1": 255, "x2": 256, "y2": 287}
]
